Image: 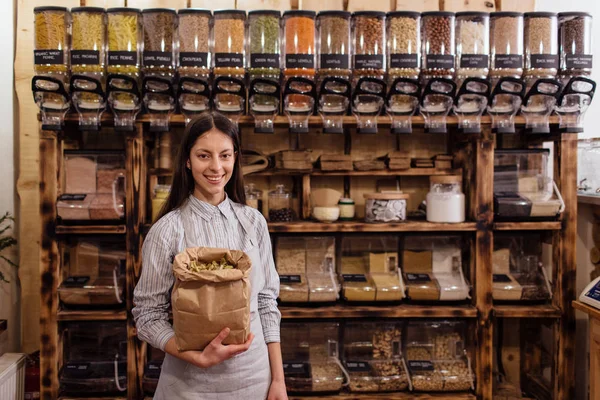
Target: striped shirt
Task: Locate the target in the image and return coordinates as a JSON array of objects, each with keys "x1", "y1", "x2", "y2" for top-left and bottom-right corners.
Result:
[{"x1": 132, "y1": 194, "x2": 281, "y2": 351}]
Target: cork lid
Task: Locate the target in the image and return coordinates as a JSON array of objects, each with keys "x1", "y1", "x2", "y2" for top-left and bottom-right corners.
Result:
[
  {"x1": 364, "y1": 192, "x2": 410, "y2": 200},
  {"x1": 430, "y1": 175, "x2": 462, "y2": 184}
]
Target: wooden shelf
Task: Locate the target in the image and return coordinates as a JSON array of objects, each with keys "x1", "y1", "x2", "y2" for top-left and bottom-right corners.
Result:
[
  {"x1": 288, "y1": 393, "x2": 476, "y2": 399},
  {"x1": 57, "y1": 309, "x2": 127, "y2": 321},
  {"x1": 493, "y1": 304, "x2": 562, "y2": 318},
  {"x1": 55, "y1": 225, "x2": 126, "y2": 235},
  {"x1": 494, "y1": 221, "x2": 562, "y2": 231},
  {"x1": 268, "y1": 221, "x2": 478, "y2": 233},
  {"x1": 280, "y1": 304, "x2": 478, "y2": 319}
]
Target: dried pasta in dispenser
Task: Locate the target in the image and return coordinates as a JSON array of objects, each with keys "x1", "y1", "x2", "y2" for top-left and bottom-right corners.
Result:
[{"x1": 107, "y1": 8, "x2": 142, "y2": 76}]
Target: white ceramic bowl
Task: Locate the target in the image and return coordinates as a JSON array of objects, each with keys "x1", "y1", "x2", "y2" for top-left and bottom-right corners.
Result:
[{"x1": 312, "y1": 206, "x2": 340, "y2": 223}]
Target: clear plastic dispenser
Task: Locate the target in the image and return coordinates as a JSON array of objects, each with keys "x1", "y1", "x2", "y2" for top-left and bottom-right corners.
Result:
[
  {"x1": 212, "y1": 76, "x2": 246, "y2": 127},
  {"x1": 107, "y1": 74, "x2": 141, "y2": 132},
  {"x1": 284, "y1": 77, "x2": 317, "y2": 134},
  {"x1": 386, "y1": 78, "x2": 420, "y2": 134},
  {"x1": 249, "y1": 78, "x2": 281, "y2": 133},
  {"x1": 32, "y1": 75, "x2": 71, "y2": 131},
  {"x1": 420, "y1": 78, "x2": 456, "y2": 134},
  {"x1": 70, "y1": 75, "x2": 106, "y2": 131},
  {"x1": 554, "y1": 76, "x2": 595, "y2": 133},
  {"x1": 487, "y1": 77, "x2": 525, "y2": 134},
  {"x1": 142, "y1": 76, "x2": 176, "y2": 133},
  {"x1": 177, "y1": 77, "x2": 211, "y2": 124},
  {"x1": 520, "y1": 78, "x2": 562, "y2": 134},
  {"x1": 318, "y1": 77, "x2": 351, "y2": 134},
  {"x1": 352, "y1": 77, "x2": 386, "y2": 134},
  {"x1": 453, "y1": 78, "x2": 490, "y2": 134}
]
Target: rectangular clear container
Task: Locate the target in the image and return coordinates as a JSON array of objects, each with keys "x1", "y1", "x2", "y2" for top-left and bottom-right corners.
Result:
[
  {"x1": 107, "y1": 8, "x2": 142, "y2": 76},
  {"x1": 524, "y1": 12, "x2": 559, "y2": 80},
  {"x1": 247, "y1": 10, "x2": 281, "y2": 82},
  {"x1": 143, "y1": 347, "x2": 165, "y2": 395},
  {"x1": 71, "y1": 7, "x2": 106, "y2": 77},
  {"x1": 386, "y1": 11, "x2": 421, "y2": 82},
  {"x1": 421, "y1": 12, "x2": 456, "y2": 82},
  {"x1": 317, "y1": 11, "x2": 352, "y2": 83},
  {"x1": 494, "y1": 149, "x2": 563, "y2": 219},
  {"x1": 178, "y1": 9, "x2": 212, "y2": 78},
  {"x1": 34, "y1": 6, "x2": 70, "y2": 81},
  {"x1": 58, "y1": 239, "x2": 126, "y2": 307},
  {"x1": 490, "y1": 12, "x2": 524, "y2": 85},
  {"x1": 402, "y1": 236, "x2": 470, "y2": 301},
  {"x1": 142, "y1": 8, "x2": 177, "y2": 78},
  {"x1": 493, "y1": 233, "x2": 552, "y2": 301},
  {"x1": 212, "y1": 10, "x2": 246, "y2": 77},
  {"x1": 283, "y1": 10, "x2": 317, "y2": 80},
  {"x1": 559, "y1": 12, "x2": 593, "y2": 79},
  {"x1": 455, "y1": 12, "x2": 489, "y2": 86},
  {"x1": 60, "y1": 322, "x2": 127, "y2": 395},
  {"x1": 352, "y1": 11, "x2": 386, "y2": 83}
]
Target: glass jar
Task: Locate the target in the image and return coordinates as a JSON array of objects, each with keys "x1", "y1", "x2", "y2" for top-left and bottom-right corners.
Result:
[
  {"x1": 213, "y1": 10, "x2": 246, "y2": 78},
  {"x1": 151, "y1": 185, "x2": 170, "y2": 223},
  {"x1": 456, "y1": 12, "x2": 489, "y2": 87},
  {"x1": 247, "y1": 10, "x2": 281, "y2": 83},
  {"x1": 490, "y1": 12, "x2": 524, "y2": 85},
  {"x1": 178, "y1": 9, "x2": 212, "y2": 78},
  {"x1": 387, "y1": 11, "x2": 420, "y2": 83},
  {"x1": 34, "y1": 6, "x2": 70, "y2": 81},
  {"x1": 269, "y1": 184, "x2": 294, "y2": 222},
  {"x1": 352, "y1": 12, "x2": 386, "y2": 84},
  {"x1": 283, "y1": 10, "x2": 316, "y2": 80},
  {"x1": 524, "y1": 12, "x2": 558, "y2": 83},
  {"x1": 246, "y1": 187, "x2": 259, "y2": 210},
  {"x1": 71, "y1": 7, "x2": 105, "y2": 76},
  {"x1": 317, "y1": 11, "x2": 352, "y2": 85},
  {"x1": 246, "y1": 183, "x2": 263, "y2": 211},
  {"x1": 421, "y1": 12, "x2": 456, "y2": 83},
  {"x1": 559, "y1": 12, "x2": 593, "y2": 79},
  {"x1": 338, "y1": 198, "x2": 355, "y2": 220},
  {"x1": 142, "y1": 8, "x2": 177, "y2": 78},
  {"x1": 107, "y1": 8, "x2": 142, "y2": 76},
  {"x1": 426, "y1": 175, "x2": 465, "y2": 223}
]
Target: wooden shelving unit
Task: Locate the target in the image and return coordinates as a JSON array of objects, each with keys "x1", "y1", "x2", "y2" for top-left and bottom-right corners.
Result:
[{"x1": 38, "y1": 111, "x2": 578, "y2": 400}]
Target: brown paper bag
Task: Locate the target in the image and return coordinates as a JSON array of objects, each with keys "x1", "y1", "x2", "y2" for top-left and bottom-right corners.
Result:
[{"x1": 172, "y1": 247, "x2": 252, "y2": 351}]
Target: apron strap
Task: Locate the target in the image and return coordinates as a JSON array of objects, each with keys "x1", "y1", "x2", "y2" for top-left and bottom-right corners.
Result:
[{"x1": 231, "y1": 204, "x2": 259, "y2": 248}]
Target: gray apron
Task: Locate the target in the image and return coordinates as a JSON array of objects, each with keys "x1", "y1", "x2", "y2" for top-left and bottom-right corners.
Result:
[{"x1": 153, "y1": 202, "x2": 271, "y2": 399}]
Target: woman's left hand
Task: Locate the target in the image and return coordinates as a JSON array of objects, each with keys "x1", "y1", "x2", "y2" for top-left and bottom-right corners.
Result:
[{"x1": 267, "y1": 379, "x2": 288, "y2": 400}]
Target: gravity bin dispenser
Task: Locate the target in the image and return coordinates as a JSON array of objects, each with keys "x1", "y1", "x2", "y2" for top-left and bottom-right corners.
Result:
[
  {"x1": 554, "y1": 76, "x2": 596, "y2": 133},
  {"x1": 212, "y1": 76, "x2": 246, "y2": 127},
  {"x1": 142, "y1": 76, "x2": 176, "y2": 133},
  {"x1": 249, "y1": 78, "x2": 281, "y2": 133},
  {"x1": 487, "y1": 77, "x2": 525, "y2": 134},
  {"x1": 420, "y1": 78, "x2": 456, "y2": 134},
  {"x1": 520, "y1": 78, "x2": 562, "y2": 134},
  {"x1": 32, "y1": 75, "x2": 71, "y2": 131},
  {"x1": 106, "y1": 74, "x2": 141, "y2": 132},
  {"x1": 284, "y1": 77, "x2": 317, "y2": 134},
  {"x1": 494, "y1": 149, "x2": 564, "y2": 220},
  {"x1": 177, "y1": 77, "x2": 212, "y2": 124},
  {"x1": 453, "y1": 78, "x2": 490, "y2": 134},
  {"x1": 318, "y1": 77, "x2": 351, "y2": 134},
  {"x1": 385, "y1": 78, "x2": 420, "y2": 134},
  {"x1": 70, "y1": 75, "x2": 107, "y2": 132}
]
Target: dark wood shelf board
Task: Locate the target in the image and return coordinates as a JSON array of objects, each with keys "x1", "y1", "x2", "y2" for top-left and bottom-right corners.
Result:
[
  {"x1": 493, "y1": 221, "x2": 562, "y2": 231},
  {"x1": 55, "y1": 225, "x2": 126, "y2": 235},
  {"x1": 268, "y1": 221, "x2": 478, "y2": 233},
  {"x1": 288, "y1": 393, "x2": 476, "y2": 399},
  {"x1": 57, "y1": 309, "x2": 127, "y2": 321},
  {"x1": 493, "y1": 304, "x2": 562, "y2": 318},
  {"x1": 151, "y1": 168, "x2": 464, "y2": 177},
  {"x1": 280, "y1": 304, "x2": 478, "y2": 319}
]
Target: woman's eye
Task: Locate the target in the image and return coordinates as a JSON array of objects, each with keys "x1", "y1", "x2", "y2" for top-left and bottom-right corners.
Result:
[
  {"x1": 198, "y1": 154, "x2": 209, "y2": 159},
  {"x1": 221, "y1": 153, "x2": 232, "y2": 159}
]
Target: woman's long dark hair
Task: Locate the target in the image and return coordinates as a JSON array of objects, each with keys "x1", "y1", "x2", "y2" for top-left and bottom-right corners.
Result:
[{"x1": 158, "y1": 112, "x2": 246, "y2": 220}]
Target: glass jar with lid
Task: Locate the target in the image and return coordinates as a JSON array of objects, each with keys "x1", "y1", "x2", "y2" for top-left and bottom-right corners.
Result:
[
  {"x1": 107, "y1": 8, "x2": 142, "y2": 76},
  {"x1": 338, "y1": 198, "x2": 355, "y2": 220},
  {"x1": 455, "y1": 12, "x2": 489, "y2": 88},
  {"x1": 352, "y1": 11, "x2": 386, "y2": 84},
  {"x1": 247, "y1": 10, "x2": 281, "y2": 83},
  {"x1": 524, "y1": 12, "x2": 559, "y2": 86},
  {"x1": 421, "y1": 12, "x2": 456, "y2": 83},
  {"x1": 490, "y1": 12, "x2": 524, "y2": 87},
  {"x1": 246, "y1": 183, "x2": 263, "y2": 211},
  {"x1": 559, "y1": 12, "x2": 593, "y2": 80},
  {"x1": 426, "y1": 175, "x2": 465, "y2": 223},
  {"x1": 142, "y1": 9, "x2": 177, "y2": 78},
  {"x1": 387, "y1": 11, "x2": 421, "y2": 83},
  {"x1": 269, "y1": 184, "x2": 295, "y2": 222}
]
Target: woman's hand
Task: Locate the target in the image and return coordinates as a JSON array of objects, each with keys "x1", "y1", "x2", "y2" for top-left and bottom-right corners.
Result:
[
  {"x1": 196, "y1": 328, "x2": 254, "y2": 368},
  {"x1": 267, "y1": 379, "x2": 288, "y2": 400}
]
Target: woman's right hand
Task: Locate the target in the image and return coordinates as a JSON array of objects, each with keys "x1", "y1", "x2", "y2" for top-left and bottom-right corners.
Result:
[{"x1": 196, "y1": 328, "x2": 255, "y2": 368}]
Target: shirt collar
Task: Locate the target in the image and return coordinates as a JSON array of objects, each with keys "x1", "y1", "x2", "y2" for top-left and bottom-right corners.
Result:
[{"x1": 187, "y1": 193, "x2": 234, "y2": 222}]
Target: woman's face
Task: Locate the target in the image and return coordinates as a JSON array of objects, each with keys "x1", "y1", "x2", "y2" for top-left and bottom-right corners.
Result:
[{"x1": 187, "y1": 128, "x2": 236, "y2": 203}]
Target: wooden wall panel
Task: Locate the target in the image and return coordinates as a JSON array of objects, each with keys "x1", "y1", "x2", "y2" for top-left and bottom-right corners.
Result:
[
  {"x1": 237, "y1": 0, "x2": 293, "y2": 11},
  {"x1": 495, "y1": 0, "x2": 535, "y2": 12},
  {"x1": 189, "y1": 0, "x2": 235, "y2": 8},
  {"x1": 395, "y1": 0, "x2": 439, "y2": 11},
  {"x1": 441, "y1": 0, "x2": 496, "y2": 12},
  {"x1": 299, "y1": 0, "x2": 344, "y2": 11},
  {"x1": 347, "y1": 0, "x2": 393, "y2": 12},
  {"x1": 83, "y1": 0, "x2": 125, "y2": 6},
  {"x1": 127, "y1": 0, "x2": 187, "y2": 8}
]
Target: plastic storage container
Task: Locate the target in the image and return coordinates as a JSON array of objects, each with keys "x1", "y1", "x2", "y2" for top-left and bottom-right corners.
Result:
[
  {"x1": 317, "y1": 11, "x2": 352, "y2": 83},
  {"x1": 34, "y1": 6, "x2": 70, "y2": 80},
  {"x1": 143, "y1": 347, "x2": 165, "y2": 395},
  {"x1": 283, "y1": 11, "x2": 317, "y2": 80},
  {"x1": 342, "y1": 322, "x2": 410, "y2": 392},
  {"x1": 524, "y1": 12, "x2": 559, "y2": 86},
  {"x1": 490, "y1": 12, "x2": 524, "y2": 85},
  {"x1": 142, "y1": 9, "x2": 177, "y2": 77},
  {"x1": 57, "y1": 151, "x2": 126, "y2": 222},
  {"x1": 402, "y1": 236, "x2": 470, "y2": 301},
  {"x1": 58, "y1": 239, "x2": 126, "y2": 307},
  {"x1": 405, "y1": 320, "x2": 474, "y2": 392},
  {"x1": 281, "y1": 322, "x2": 344, "y2": 394},
  {"x1": 340, "y1": 236, "x2": 405, "y2": 302},
  {"x1": 493, "y1": 233, "x2": 552, "y2": 301},
  {"x1": 387, "y1": 12, "x2": 420, "y2": 82},
  {"x1": 268, "y1": 184, "x2": 295, "y2": 222},
  {"x1": 177, "y1": 9, "x2": 212, "y2": 77},
  {"x1": 247, "y1": 10, "x2": 281, "y2": 82},
  {"x1": 421, "y1": 12, "x2": 456, "y2": 83},
  {"x1": 212, "y1": 10, "x2": 246, "y2": 77},
  {"x1": 60, "y1": 322, "x2": 127, "y2": 394},
  {"x1": 426, "y1": 175, "x2": 465, "y2": 223},
  {"x1": 276, "y1": 236, "x2": 339, "y2": 303},
  {"x1": 107, "y1": 8, "x2": 142, "y2": 76},
  {"x1": 364, "y1": 192, "x2": 409, "y2": 223},
  {"x1": 494, "y1": 149, "x2": 564, "y2": 219},
  {"x1": 455, "y1": 12, "x2": 489, "y2": 86},
  {"x1": 71, "y1": 7, "x2": 105, "y2": 76},
  {"x1": 559, "y1": 12, "x2": 593, "y2": 80},
  {"x1": 338, "y1": 198, "x2": 356, "y2": 220},
  {"x1": 352, "y1": 12, "x2": 386, "y2": 84}
]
